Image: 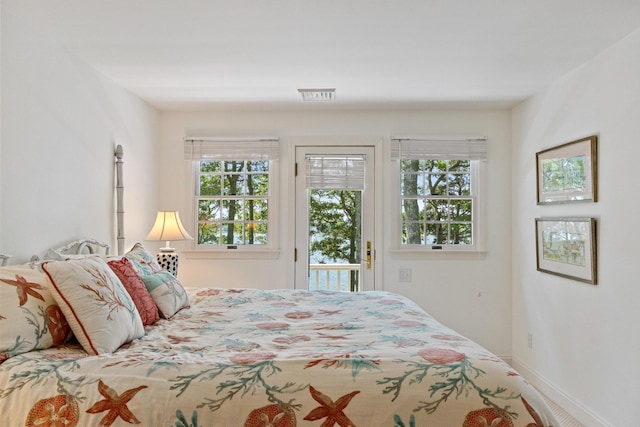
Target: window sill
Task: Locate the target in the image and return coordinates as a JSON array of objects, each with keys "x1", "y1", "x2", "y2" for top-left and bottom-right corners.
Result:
[
  {"x1": 183, "y1": 249, "x2": 280, "y2": 260},
  {"x1": 389, "y1": 248, "x2": 488, "y2": 260}
]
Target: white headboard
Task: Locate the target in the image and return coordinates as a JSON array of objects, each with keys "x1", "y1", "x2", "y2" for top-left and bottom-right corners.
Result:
[
  {"x1": 115, "y1": 144, "x2": 125, "y2": 255},
  {"x1": 51, "y1": 238, "x2": 111, "y2": 257},
  {"x1": 0, "y1": 253, "x2": 11, "y2": 266},
  {"x1": 29, "y1": 238, "x2": 111, "y2": 262}
]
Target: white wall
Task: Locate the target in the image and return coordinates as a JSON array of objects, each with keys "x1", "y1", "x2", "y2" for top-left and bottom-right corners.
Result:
[
  {"x1": 4, "y1": 2, "x2": 639, "y2": 423},
  {"x1": 0, "y1": 4, "x2": 160, "y2": 262},
  {"x1": 0, "y1": 1, "x2": 3, "y2": 250},
  {"x1": 1, "y1": 1, "x2": 513, "y2": 357},
  {"x1": 159, "y1": 109, "x2": 514, "y2": 357},
  {"x1": 511, "y1": 28, "x2": 640, "y2": 427}
]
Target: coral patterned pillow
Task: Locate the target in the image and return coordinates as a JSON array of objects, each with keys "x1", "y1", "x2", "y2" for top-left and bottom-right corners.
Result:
[
  {"x1": 108, "y1": 258, "x2": 159, "y2": 325},
  {"x1": 140, "y1": 271, "x2": 190, "y2": 319},
  {"x1": 0, "y1": 264, "x2": 72, "y2": 361},
  {"x1": 124, "y1": 243, "x2": 161, "y2": 276},
  {"x1": 43, "y1": 257, "x2": 144, "y2": 355}
]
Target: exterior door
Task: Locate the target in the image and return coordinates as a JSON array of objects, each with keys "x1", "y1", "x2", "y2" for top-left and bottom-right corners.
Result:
[{"x1": 295, "y1": 146, "x2": 375, "y2": 291}]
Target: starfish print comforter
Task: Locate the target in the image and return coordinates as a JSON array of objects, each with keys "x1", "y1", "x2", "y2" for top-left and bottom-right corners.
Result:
[{"x1": 0, "y1": 288, "x2": 558, "y2": 426}]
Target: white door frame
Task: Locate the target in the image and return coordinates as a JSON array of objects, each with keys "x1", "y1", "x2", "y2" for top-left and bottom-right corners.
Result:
[{"x1": 294, "y1": 144, "x2": 376, "y2": 291}]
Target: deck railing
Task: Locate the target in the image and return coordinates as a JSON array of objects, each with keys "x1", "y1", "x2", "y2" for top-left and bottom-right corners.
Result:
[{"x1": 308, "y1": 263, "x2": 361, "y2": 292}]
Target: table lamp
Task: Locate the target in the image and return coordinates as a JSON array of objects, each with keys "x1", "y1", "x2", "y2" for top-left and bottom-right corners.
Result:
[{"x1": 145, "y1": 211, "x2": 193, "y2": 276}]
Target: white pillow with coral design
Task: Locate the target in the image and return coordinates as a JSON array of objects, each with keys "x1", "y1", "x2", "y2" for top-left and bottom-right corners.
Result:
[
  {"x1": 43, "y1": 257, "x2": 144, "y2": 355},
  {"x1": 0, "y1": 264, "x2": 72, "y2": 361}
]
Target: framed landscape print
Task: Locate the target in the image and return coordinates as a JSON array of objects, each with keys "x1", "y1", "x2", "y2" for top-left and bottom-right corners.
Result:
[
  {"x1": 535, "y1": 217, "x2": 597, "y2": 284},
  {"x1": 536, "y1": 135, "x2": 598, "y2": 204}
]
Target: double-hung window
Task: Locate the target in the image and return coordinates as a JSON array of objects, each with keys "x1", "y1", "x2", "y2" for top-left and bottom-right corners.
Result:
[
  {"x1": 184, "y1": 137, "x2": 279, "y2": 252},
  {"x1": 391, "y1": 136, "x2": 487, "y2": 251}
]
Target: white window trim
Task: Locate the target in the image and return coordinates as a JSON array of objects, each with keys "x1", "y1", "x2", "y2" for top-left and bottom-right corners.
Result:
[
  {"x1": 182, "y1": 248, "x2": 280, "y2": 260},
  {"x1": 389, "y1": 136, "x2": 487, "y2": 255},
  {"x1": 187, "y1": 159, "x2": 280, "y2": 254},
  {"x1": 184, "y1": 137, "x2": 280, "y2": 257}
]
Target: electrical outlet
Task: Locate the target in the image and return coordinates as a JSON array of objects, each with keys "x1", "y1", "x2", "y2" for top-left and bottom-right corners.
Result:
[
  {"x1": 399, "y1": 268, "x2": 412, "y2": 283},
  {"x1": 527, "y1": 333, "x2": 533, "y2": 349}
]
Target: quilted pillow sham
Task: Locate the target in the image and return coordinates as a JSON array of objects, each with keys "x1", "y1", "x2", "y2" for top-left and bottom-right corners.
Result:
[
  {"x1": 0, "y1": 264, "x2": 72, "y2": 361},
  {"x1": 43, "y1": 257, "x2": 145, "y2": 355},
  {"x1": 108, "y1": 257, "x2": 159, "y2": 326},
  {"x1": 140, "y1": 270, "x2": 190, "y2": 319},
  {"x1": 124, "y1": 243, "x2": 161, "y2": 276}
]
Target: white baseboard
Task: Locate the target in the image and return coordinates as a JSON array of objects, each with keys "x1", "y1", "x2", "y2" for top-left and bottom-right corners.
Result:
[{"x1": 511, "y1": 357, "x2": 612, "y2": 427}]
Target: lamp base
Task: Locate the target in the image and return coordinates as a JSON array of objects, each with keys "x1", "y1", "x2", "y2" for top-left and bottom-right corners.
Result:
[
  {"x1": 159, "y1": 240, "x2": 175, "y2": 252},
  {"x1": 156, "y1": 252, "x2": 179, "y2": 277}
]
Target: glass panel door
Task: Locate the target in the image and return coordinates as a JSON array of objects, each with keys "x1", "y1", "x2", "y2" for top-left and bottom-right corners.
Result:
[{"x1": 295, "y1": 146, "x2": 375, "y2": 291}]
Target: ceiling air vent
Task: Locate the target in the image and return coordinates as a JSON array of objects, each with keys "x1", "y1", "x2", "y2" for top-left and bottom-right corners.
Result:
[{"x1": 298, "y1": 88, "x2": 335, "y2": 102}]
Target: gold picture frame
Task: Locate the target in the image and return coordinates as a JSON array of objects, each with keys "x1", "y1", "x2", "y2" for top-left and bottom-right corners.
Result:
[
  {"x1": 535, "y1": 217, "x2": 597, "y2": 284},
  {"x1": 536, "y1": 135, "x2": 598, "y2": 204}
]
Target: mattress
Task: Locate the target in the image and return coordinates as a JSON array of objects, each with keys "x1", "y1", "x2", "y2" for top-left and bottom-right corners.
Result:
[{"x1": 0, "y1": 287, "x2": 558, "y2": 426}]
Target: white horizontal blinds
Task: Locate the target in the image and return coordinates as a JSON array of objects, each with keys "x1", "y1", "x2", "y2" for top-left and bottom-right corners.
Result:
[
  {"x1": 184, "y1": 137, "x2": 280, "y2": 161},
  {"x1": 306, "y1": 155, "x2": 366, "y2": 190},
  {"x1": 390, "y1": 136, "x2": 488, "y2": 160}
]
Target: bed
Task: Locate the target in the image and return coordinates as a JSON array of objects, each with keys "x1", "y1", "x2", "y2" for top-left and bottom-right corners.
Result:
[
  {"x1": 0, "y1": 243, "x2": 558, "y2": 427},
  {"x1": 1, "y1": 144, "x2": 558, "y2": 426}
]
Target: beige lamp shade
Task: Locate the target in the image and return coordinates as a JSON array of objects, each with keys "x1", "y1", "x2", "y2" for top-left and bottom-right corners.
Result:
[{"x1": 145, "y1": 211, "x2": 193, "y2": 252}]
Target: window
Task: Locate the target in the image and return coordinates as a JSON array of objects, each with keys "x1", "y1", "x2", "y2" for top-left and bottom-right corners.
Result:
[
  {"x1": 400, "y1": 159, "x2": 475, "y2": 246},
  {"x1": 185, "y1": 137, "x2": 279, "y2": 251},
  {"x1": 391, "y1": 136, "x2": 487, "y2": 251},
  {"x1": 197, "y1": 160, "x2": 270, "y2": 245}
]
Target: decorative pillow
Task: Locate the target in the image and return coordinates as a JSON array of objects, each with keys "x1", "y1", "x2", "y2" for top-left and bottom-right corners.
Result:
[
  {"x1": 125, "y1": 243, "x2": 161, "y2": 276},
  {"x1": 42, "y1": 257, "x2": 144, "y2": 355},
  {"x1": 0, "y1": 264, "x2": 72, "y2": 360},
  {"x1": 108, "y1": 258, "x2": 159, "y2": 326},
  {"x1": 140, "y1": 271, "x2": 190, "y2": 319}
]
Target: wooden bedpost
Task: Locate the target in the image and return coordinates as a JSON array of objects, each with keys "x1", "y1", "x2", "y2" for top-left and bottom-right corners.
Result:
[{"x1": 115, "y1": 145, "x2": 125, "y2": 255}]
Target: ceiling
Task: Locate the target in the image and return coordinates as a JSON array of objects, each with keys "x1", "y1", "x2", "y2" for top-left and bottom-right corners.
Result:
[{"x1": 8, "y1": 1, "x2": 640, "y2": 110}]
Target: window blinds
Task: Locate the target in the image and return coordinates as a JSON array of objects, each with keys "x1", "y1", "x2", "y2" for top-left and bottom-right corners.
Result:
[
  {"x1": 305, "y1": 155, "x2": 365, "y2": 190},
  {"x1": 184, "y1": 137, "x2": 280, "y2": 161},
  {"x1": 390, "y1": 136, "x2": 488, "y2": 160}
]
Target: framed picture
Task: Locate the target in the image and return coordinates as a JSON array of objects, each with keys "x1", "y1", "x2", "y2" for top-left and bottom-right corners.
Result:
[
  {"x1": 535, "y1": 217, "x2": 597, "y2": 284},
  {"x1": 536, "y1": 135, "x2": 598, "y2": 204}
]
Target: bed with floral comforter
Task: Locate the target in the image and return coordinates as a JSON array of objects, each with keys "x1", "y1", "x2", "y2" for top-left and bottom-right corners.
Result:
[{"x1": 0, "y1": 285, "x2": 557, "y2": 426}]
